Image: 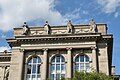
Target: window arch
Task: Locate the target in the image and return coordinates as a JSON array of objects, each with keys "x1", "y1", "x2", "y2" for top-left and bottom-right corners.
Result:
[
  {"x1": 75, "y1": 55, "x2": 90, "y2": 72},
  {"x1": 50, "y1": 55, "x2": 66, "y2": 80},
  {"x1": 26, "y1": 56, "x2": 41, "y2": 80}
]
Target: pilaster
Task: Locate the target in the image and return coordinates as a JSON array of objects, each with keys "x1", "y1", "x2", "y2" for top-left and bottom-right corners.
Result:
[
  {"x1": 91, "y1": 46, "x2": 97, "y2": 71},
  {"x1": 66, "y1": 48, "x2": 72, "y2": 79},
  {"x1": 42, "y1": 48, "x2": 48, "y2": 80},
  {"x1": 9, "y1": 47, "x2": 24, "y2": 80}
]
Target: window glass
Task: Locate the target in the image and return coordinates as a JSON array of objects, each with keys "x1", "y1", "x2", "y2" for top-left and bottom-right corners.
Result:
[
  {"x1": 51, "y1": 64, "x2": 55, "y2": 73},
  {"x1": 61, "y1": 64, "x2": 65, "y2": 72},
  {"x1": 52, "y1": 58, "x2": 55, "y2": 62},
  {"x1": 50, "y1": 55, "x2": 65, "y2": 80},
  {"x1": 80, "y1": 55, "x2": 84, "y2": 62},
  {"x1": 75, "y1": 64, "x2": 79, "y2": 71},
  {"x1": 86, "y1": 56, "x2": 89, "y2": 62},
  {"x1": 26, "y1": 56, "x2": 41, "y2": 80},
  {"x1": 75, "y1": 57, "x2": 79, "y2": 62},
  {"x1": 37, "y1": 57, "x2": 41, "y2": 63},
  {"x1": 56, "y1": 64, "x2": 60, "y2": 72},
  {"x1": 56, "y1": 74, "x2": 60, "y2": 79},
  {"x1": 32, "y1": 65, "x2": 36, "y2": 73},
  {"x1": 28, "y1": 59, "x2": 32, "y2": 64},
  {"x1": 61, "y1": 56, "x2": 65, "y2": 62},
  {"x1": 37, "y1": 65, "x2": 40, "y2": 74},
  {"x1": 50, "y1": 74, "x2": 54, "y2": 80},
  {"x1": 56, "y1": 56, "x2": 60, "y2": 62},
  {"x1": 75, "y1": 55, "x2": 90, "y2": 72},
  {"x1": 27, "y1": 65, "x2": 31, "y2": 74},
  {"x1": 33, "y1": 57, "x2": 37, "y2": 63}
]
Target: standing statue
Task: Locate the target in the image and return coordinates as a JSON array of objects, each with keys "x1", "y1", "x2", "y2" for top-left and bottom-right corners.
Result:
[
  {"x1": 89, "y1": 19, "x2": 96, "y2": 33},
  {"x1": 67, "y1": 20, "x2": 74, "y2": 33},
  {"x1": 44, "y1": 21, "x2": 50, "y2": 34},
  {"x1": 23, "y1": 22, "x2": 29, "y2": 35}
]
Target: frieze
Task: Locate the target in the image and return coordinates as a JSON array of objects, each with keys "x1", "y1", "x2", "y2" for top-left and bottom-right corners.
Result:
[{"x1": 14, "y1": 19, "x2": 98, "y2": 37}]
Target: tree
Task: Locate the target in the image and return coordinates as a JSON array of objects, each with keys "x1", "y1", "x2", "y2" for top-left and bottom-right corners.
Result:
[
  {"x1": 72, "y1": 71, "x2": 114, "y2": 80},
  {"x1": 48, "y1": 71, "x2": 115, "y2": 80}
]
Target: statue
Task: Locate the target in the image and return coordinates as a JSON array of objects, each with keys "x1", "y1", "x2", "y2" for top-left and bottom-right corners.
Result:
[
  {"x1": 89, "y1": 19, "x2": 96, "y2": 33},
  {"x1": 44, "y1": 21, "x2": 50, "y2": 34},
  {"x1": 67, "y1": 20, "x2": 74, "y2": 33},
  {"x1": 22, "y1": 22, "x2": 29, "y2": 35}
]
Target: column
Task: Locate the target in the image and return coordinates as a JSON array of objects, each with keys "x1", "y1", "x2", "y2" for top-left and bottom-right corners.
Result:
[
  {"x1": 66, "y1": 48, "x2": 72, "y2": 79},
  {"x1": 91, "y1": 46, "x2": 97, "y2": 71},
  {"x1": 42, "y1": 48, "x2": 48, "y2": 80},
  {"x1": 1, "y1": 66, "x2": 7, "y2": 80},
  {"x1": 9, "y1": 48, "x2": 24, "y2": 80},
  {"x1": 19, "y1": 49, "x2": 24, "y2": 80}
]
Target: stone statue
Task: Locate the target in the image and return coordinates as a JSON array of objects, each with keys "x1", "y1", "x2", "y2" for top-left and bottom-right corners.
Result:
[
  {"x1": 23, "y1": 22, "x2": 29, "y2": 35},
  {"x1": 67, "y1": 20, "x2": 74, "y2": 33},
  {"x1": 44, "y1": 21, "x2": 50, "y2": 34},
  {"x1": 89, "y1": 19, "x2": 96, "y2": 33}
]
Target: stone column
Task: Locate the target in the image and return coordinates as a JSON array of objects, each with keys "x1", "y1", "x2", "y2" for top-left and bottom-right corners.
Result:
[
  {"x1": 9, "y1": 48, "x2": 24, "y2": 80},
  {"x1": 19, "y1": 49, "x2": 24, "y2": 80},
  {"x1": 1, "y1": 66, "x2": 7, "y2": 80},
  {"x1": 91, "y1": 46, "x2": 97, "y2": 71},
  {"x1": 66, "y1": 48, "x2": 72, "y2": 79},
  {"x1": 42, "y1": 49, "x2": 48, "y2": 80},
  {"x1": 24, "y1": 63, "x2": 27, "y2": 80}
]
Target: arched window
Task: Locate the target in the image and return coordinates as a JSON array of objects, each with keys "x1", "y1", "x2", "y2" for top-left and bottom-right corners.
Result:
[
  {"x1": 50, "y1": 55, "x2": 66, "y2": 80},
  {"x1": 26, "y1": 56, "x2": 41, "y2": 80},
  {"x1": 75, "y1": 55, "x2": 90, "y2": 72}
]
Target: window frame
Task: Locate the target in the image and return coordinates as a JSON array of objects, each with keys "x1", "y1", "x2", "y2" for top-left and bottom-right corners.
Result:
[
  {"x1": 74, "y1": 55, "x2": 90, "y2": 72},
  {"x1": 26, "y1": 56, "x2": 42, "y2": 80},
  {"x1": 50, "y1": 55, "x2": 66, "y2": 80}
]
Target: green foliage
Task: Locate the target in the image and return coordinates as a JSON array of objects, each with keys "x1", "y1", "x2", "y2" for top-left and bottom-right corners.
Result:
[
  {"x1": 47, "y1": 71, "x2": 114, "y2": 80},
  {"x1": 72, "y1": 71, "x2": 114, "y2": 80}
]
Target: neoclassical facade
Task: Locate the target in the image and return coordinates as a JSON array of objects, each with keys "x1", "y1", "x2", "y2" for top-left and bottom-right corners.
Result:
[{"x1": 0, "y1": 20, "x2": 115, "y2": 80}]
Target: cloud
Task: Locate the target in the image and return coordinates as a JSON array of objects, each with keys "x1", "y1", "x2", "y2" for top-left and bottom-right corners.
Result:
[
  {"x1": 63, "y1": 8, "x2": 81, "y2": 23},
  {"x1": 96, "y1": 0, "x2": 120, "y2": 14},
  {"x1": 0, "y1": 0, "x2": 68, "y2": 32},
  {"x1": 1, "y1": 34, "x2": 6, "y2": 39},
  {"x1": 0, "y1": 46, "x2": 11, "y2": 52},
  {"x1": 114, "y1": 12, "x2": 119, "y2": 18}
]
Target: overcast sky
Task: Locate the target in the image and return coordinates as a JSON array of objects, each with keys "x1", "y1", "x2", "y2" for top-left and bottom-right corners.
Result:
[{"x1": 0, "y1": 0, "x2": 120, "y2": 75}]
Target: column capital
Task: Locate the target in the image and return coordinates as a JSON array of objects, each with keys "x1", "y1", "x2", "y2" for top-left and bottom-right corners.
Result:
[
  {"x1": 42, "y1": 48, "x2": 48, "y2": 51},
  {"x1": 66, "y1": 47, "x2": 72, "y2": 50},
  {"x1": 1, "y1": 65, "x2": 7, "y2": 69},
  {"x1": 19, "y1": 48, "x2": 24, "y2": 52},
  {"x1": 91, "y1": 46, "x2": 97, "y2": 50}
]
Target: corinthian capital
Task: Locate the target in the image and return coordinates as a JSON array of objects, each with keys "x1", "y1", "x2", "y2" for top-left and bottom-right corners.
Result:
[
  {"x1": 91, "y1": 46, "x2": 97, "y2": 50},
  {"x1": 66, "y1": 47, "x2": 72, "y2": 50}
]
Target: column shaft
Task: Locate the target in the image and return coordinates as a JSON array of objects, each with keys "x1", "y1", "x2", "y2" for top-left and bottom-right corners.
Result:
[
  {"x1": 92, "y1": 47, "x2": 97, "y2": 71},
  {"x1": 42, "y1": 49, "x2": 48, "y2": 80},
  {"x1": 67, "y1": 48, "x2": 72, "y2": 78}
]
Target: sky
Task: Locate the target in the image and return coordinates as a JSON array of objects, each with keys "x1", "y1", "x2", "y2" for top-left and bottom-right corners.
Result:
[{"x1": 0, "y1": 0, "x2": 120, "y2": 75}]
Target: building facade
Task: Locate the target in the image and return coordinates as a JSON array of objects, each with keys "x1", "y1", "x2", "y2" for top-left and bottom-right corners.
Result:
[{"x1": 0, "y1": 20, "x2": 114, "y2": 80}]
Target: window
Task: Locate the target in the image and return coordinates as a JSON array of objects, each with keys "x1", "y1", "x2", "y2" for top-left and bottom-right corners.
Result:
[
  {"x1": 50, "y1": 55, "x2": 65, "y2": 80},
  {"x1": 75, "y1": 55, "x2": 90, "y2": 72},
  {"x1": 26, "y1": 56, "x2": 41, "y2": 80}
]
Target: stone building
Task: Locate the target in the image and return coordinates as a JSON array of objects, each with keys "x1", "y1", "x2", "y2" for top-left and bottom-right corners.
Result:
[{"x1": 0, "y1": 20, "x2": 115, "y2": 80}]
